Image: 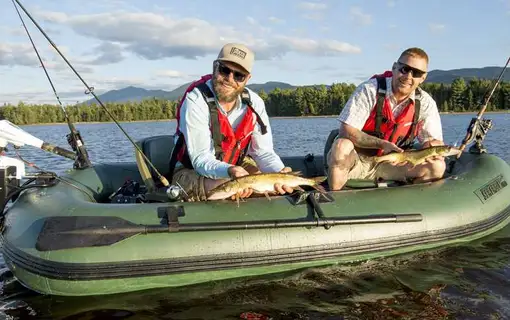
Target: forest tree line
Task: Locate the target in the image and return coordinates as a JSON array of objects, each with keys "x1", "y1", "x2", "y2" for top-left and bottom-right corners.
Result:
[{"x1": 1, "y1": 77, "x2": 509, "y2": 125}]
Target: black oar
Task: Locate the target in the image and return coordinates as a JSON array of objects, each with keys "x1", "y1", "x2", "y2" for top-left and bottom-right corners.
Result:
[{"x1": 35, "y1": 212, "x2": 422, "y2": 251}]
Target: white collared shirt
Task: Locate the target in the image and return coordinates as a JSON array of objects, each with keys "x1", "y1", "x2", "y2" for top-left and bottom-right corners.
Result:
[{"x1": 337, "y1": 76, "x2": 443, "y2": 143}]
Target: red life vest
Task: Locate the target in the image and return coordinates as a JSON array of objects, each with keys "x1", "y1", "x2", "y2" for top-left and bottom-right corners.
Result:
[
  {"x1": 167, "y1": 74, "x2": 267, "y2": 180},
  {"x1": 361, "y1": 70, "x2": 421, "y2": 156}
]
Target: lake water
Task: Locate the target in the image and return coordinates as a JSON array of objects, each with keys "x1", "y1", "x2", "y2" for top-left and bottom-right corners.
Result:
[{"x1": 1, "y1": 113, "x2": 510, "y2": 319}]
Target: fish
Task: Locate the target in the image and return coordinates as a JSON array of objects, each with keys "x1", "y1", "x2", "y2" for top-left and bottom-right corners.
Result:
[
  {"x1": 207, "y1": 172, "x2": 327, "y2": 205},
  {"x1": 372, "y1": 145, "x2": 462, "y2": 167}
]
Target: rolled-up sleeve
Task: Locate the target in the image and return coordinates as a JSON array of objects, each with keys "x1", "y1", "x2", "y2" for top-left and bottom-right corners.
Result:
[
  {"x1": 246, "y1": 94, "x2": 285, "y2": 173},
  {"x1": 179, "y1": 90, "x2": 232, "y2": 179},
  {"x1": 417, "y1": 92, "x2": 444, "y2": 143},
  {"x1": 337, "y1": 79, "x2": 376, "y2": 129}
]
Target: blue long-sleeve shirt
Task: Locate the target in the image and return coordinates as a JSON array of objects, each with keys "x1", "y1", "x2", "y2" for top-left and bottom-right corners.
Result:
[{"x1": 174, "y1": 79, "x2": 285, "y2": 180}]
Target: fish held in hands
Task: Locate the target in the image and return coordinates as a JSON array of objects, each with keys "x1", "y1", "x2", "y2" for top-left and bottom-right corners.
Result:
[
  {"x1": 373, "y1": 145, "x2": 461, "y2": 167},
  {"x1": 207, "y1": 172, "x2": 327, "y2": 202}
]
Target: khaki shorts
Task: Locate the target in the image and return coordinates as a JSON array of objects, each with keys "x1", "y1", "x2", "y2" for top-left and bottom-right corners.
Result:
[
  {"x1": 347, "y1": 153, "x2": 380, "y2": 180},
  {"x1": 327, "y1": 147, "x2": 413, "y2": 183},
  {"x1": 171, "y1": 156, "x2": 259, "y2": 201},
  {"x1": 326, "y1": 145, "x2": 391, "y2": 181}
]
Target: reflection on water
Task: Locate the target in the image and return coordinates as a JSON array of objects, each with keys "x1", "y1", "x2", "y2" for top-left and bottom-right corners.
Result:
[{"x1": 1, "y1": 114, "x2": 510, "y2": 319}]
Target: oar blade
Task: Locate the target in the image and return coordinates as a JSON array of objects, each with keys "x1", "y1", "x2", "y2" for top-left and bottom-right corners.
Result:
[{"x1": 35, "y1": 216, "x2": 142, "y2": 251}]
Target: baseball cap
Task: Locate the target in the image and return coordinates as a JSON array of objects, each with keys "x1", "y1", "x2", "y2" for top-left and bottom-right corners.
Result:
[{"x1": 216, "y1": 43, "x2": 254, "y2": 74}]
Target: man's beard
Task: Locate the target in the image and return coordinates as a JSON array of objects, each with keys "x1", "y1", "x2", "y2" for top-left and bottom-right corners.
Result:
[{"x1": 212, "y1": 77, "x2": 244, "y2": 103}]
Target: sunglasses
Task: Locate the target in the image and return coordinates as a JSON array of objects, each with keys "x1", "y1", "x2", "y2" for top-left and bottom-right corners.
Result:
[
  {"x1": 216, "y1": 62, "x2": 247, "y2": 82},
  {"x1": 396, "y1": 62, "x2": 426, "y2": 78}
]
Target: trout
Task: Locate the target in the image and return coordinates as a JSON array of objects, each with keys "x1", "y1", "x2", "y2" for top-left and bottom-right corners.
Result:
[
  {"x1": 373, "y1": 145, "x2": 461, "y2": 167},
  {"x1": 207, "y1": 172, "x2": 327, "y2": 205}
]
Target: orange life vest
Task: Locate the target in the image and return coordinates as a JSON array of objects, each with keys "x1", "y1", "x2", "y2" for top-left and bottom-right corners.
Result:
[
  {"x1": 168, "y1": 74, "x2": 267, "y2": 180},
  {"x1": 361, "y1": 71, "x2": 421, "y2": 156}
]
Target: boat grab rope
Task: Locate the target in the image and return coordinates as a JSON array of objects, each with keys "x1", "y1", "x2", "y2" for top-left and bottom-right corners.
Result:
[{"x1": 12, "y1": 149, "x2": 96, "y2": 203}]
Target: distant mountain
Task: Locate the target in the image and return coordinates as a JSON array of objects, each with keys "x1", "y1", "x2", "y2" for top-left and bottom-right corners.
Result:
[
  {"x1": 86, "y1": 86, "x2": 171, "y2": 104},
  {"x1": 82, "y1": 66, "x2": 508, "y2": 104},
  {"x1": 83, "y1": 81, "x2": 296, "y2": 105},
  {"x1": 425, "y1": 66, "x2": 510, "y2": 84}
]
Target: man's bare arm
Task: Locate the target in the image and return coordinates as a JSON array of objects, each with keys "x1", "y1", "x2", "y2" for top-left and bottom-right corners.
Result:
[
  {"x1": 339, "y1": 122, "x2": 385, "y2": 149},
  {"x1": 421, "y1": 139, "x2": 444, "y2": 148},
  {"x1": 338, "y1": 122, "x2": 404, "y2": 153}
]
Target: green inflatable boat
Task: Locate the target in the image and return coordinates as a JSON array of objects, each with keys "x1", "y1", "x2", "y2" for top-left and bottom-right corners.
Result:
[{"x1": 1, "y1": 122, "x2": 510, "y2": 296}]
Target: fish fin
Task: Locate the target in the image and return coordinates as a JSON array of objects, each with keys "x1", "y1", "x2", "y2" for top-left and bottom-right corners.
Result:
[
  {"x1": 264, "y1": 192, "x2": 272, "y2": 201},
  {"x1": 294, "y1": 185, "x2": 306, "y2": 192},
  {"x1": 312, "y1": 176, "x2": 327, "y2": 184},
  {"x1": 236, "y1": 193, "x2": 240, "y2": 208},
  {"x1": 287, "y1": 171, "x2": 303, "y2": 176},
  {"x1": 311, "y1": 184, "x2": 327, "y2": 195}
]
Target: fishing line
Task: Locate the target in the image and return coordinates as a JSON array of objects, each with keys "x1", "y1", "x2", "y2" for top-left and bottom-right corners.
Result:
[
  {"x1": 10, "y1": 0, "x2": 91, "y2": 170},
  {"x1": 11, "y1": 0, "x2": 169, "y2": 187},
  {"x1": 10, "y1": 0, "x2": 69, "y2": 123}
]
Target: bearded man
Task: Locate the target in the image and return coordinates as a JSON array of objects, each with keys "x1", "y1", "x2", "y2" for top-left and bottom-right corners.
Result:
[{"x1": 167, "y1": 43, "x2": 294, "y2": 201}]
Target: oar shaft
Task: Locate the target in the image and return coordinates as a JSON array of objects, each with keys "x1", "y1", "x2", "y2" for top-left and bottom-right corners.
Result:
[{"x1": 57, "y1": 213, "x2": 422, "y2": 235}]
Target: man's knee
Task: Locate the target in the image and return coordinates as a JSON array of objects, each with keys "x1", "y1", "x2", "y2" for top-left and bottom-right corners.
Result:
[
  {"x1": 429, "y1": 159, "x2": 446, "y2": 178},
  {"x1": 414, "y1": 159, "x2": 446, "y2": 180},
  {"x1": 328, "y1": 138, "x2": 355, "y2": 166}
]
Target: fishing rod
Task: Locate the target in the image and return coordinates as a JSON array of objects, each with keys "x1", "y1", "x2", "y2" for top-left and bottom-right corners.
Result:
[
  {"x1": 12, "y1": 0, "x2": 170, "y2": 187},
  {"x1": 457, "y1": 56, "x2": 510, "y2": 153},
  {"x1": 10, "y1": 0, "x2": 91, "y2": 169}
]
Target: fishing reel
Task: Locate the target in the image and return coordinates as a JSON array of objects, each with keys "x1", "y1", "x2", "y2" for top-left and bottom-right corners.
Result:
[{"x1": 462, "y1": 117, "x2": 493, "y2": 154}]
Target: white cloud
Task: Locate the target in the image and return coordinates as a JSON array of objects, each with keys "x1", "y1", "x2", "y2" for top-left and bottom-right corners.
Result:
[
  {"x1": 298, "y1": 2, "x2": 327, "y2": 10},
  {"x1": 154, "y1": 70, "x2": 186, "y2": 78},
  {"x1": 0, "y1": 26, "x2": 25, "y2": 37},
  {"x1": 84, "y1": 42, "x2": 125, "y2": 65},
  {"x1": 268, "y1": 16, "x2": 285, "y2": 23},
  {"x1": 24, "y1": 11, "x2": 361, "y2": 63},
  {"x1": 302, "y1": 13, "x2": 324, "y2": 21},
  {"x1": 246, "y1": 16, "x2": 257, "y2": 25},
  {"x1": 428, "y1": 23, "x2": 445, "y2": 32},
  {"x1": 269, "y1": 36, "x2": 362, "y2": 57},
  {"x1": 36, "y1": 11, "x2": 69, "y2": 24},
  {"x1": 350, "y1": 7, "x2": 372, "y2": 26},
  {"x1": 0, "y1": 43, "x2": 39, "y2": 66}
]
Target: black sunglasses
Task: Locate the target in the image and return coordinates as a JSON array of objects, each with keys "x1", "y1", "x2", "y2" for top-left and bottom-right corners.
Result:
[
  {"x1": 396, "y1": 62, "x2": 426, "y2": 78},
  {"x1": 216, "y1": 62, "x2": 247, "y2": 82}
]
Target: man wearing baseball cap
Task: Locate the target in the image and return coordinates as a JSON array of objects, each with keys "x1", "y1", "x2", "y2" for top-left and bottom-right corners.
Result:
[{"x1": 167, "y1": 43, "x2": 294, "y2": 202}]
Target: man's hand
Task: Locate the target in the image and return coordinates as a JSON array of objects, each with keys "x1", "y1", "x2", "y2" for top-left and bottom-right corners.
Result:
[
  {"x1": 228, "y1": 166, "x2": 250, "y2": 178},
  {"x1": 381, "y1": 141, "x2": 404, "y2": 155},
  {"x1": 274, "y1": 166, "x2": 294, "y2": 195},
  {"x1": 228, "y1": 166, "x2": 252, "y2": 200}
]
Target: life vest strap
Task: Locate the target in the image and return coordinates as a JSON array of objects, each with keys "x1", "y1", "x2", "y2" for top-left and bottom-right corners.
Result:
[
  {"x1": 400, "y1": 89, "x2": 421, "y2": 148},
  {"x1": 373, "y1": 77, "x2": 386, "y2": 139}
]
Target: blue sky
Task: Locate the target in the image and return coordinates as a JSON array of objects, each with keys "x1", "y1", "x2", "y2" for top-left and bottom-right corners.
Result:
[{"x1": 1, "y1": 0, "x2": 509, "y2": 104}]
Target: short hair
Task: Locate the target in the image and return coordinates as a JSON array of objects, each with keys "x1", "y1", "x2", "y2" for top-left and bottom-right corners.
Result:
[{"x1": 398, "y1": 47, "x2": 429, "y2": 64}]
